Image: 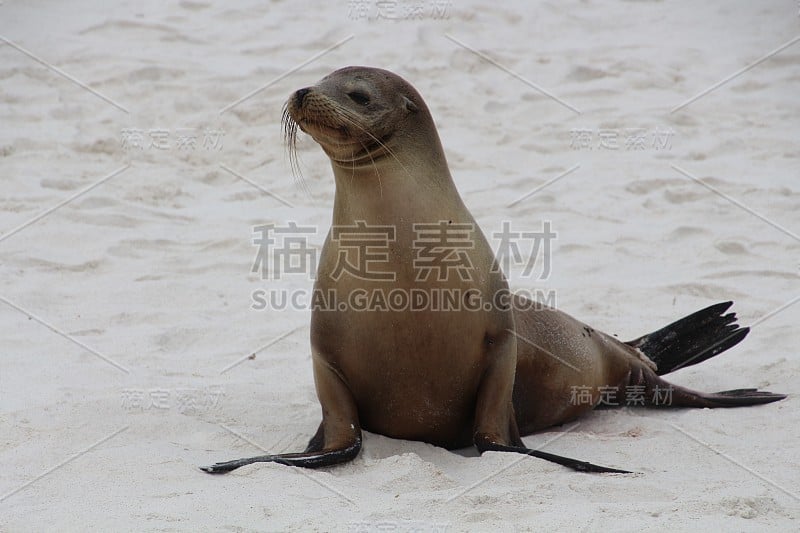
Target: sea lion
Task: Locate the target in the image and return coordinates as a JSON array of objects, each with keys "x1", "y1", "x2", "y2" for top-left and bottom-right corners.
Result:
[{"x1": 202, "y1": 66, "x2": 786, "y2": 474}]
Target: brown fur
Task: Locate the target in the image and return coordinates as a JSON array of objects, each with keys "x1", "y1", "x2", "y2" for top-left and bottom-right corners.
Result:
[{"x1": 202, "y1": 67, "x2": 784, "y2": 475}]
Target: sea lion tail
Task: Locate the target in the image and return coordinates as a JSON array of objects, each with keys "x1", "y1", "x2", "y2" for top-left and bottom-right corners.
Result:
[{"x1": 627, "y1": 301, "x2": 749, "y2": 376}]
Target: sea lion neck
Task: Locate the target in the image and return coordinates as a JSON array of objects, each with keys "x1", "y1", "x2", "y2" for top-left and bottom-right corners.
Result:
[{"x1": 328, "y1": 143, "x2": 467, "y2": 227}]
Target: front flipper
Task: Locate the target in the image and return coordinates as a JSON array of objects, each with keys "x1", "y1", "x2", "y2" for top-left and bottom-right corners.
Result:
[
  {"x1": 201, "y1": 431, "x2": 361, "y2": 473},
  {"x1": 475, "y1": 433, "x2": 631, "y2": 474},
  {"x1": 474, "y1": 329, "x2": 630, "y2": 474},
  {"x1": 202, "y1": 354, "x2": 361, "y2": 474}
]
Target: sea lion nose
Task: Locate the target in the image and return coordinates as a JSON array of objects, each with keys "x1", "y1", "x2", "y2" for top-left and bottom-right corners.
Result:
[{"x1": 295, "y1": 87, "x2": 311, "y2": 105}]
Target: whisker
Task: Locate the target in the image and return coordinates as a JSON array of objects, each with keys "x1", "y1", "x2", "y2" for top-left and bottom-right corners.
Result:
[
  {"x1": 332, "y1": 109, "x2": 412, "y2": 181},
  {"x1": 281, "y1": 102, "x2": 311, "y2": 198},
  {"x1": 359, "y1": 137, "x2": 382, "y2": 197},
  {"x1": 282, "y1": 97, "x2": 411, "y2": 193}
]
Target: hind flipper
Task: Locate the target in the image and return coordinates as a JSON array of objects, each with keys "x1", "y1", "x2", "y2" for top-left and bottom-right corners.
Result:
[
  {"x1": 706, "y1": 388, "x2": 788, "y2": 405},
  {"x1": 628, "y1": 301, "x2": 749, "y2": 376},
  {"x1": 628, "y1": 366, "x2": 787, "y2": 408}
]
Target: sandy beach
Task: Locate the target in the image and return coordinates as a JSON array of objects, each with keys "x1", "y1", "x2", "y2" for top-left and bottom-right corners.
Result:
[{"x1": 1, "y1": 0, "x2": 798, "y2": 530}]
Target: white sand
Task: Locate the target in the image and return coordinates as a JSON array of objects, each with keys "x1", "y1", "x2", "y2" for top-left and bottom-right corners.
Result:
[{"x1": 1, "y1": 0, "x2": 798, "y2": 530}]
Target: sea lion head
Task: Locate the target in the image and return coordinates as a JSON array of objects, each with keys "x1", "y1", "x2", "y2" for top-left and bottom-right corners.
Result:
[{"x1": 284, "y1": 66, "x2": 435, "y2": 170}]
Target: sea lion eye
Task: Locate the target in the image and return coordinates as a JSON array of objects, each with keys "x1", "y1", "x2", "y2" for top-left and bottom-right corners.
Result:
[{"x1": 347, "y1": 91, "x2": 370, "y2": 105}]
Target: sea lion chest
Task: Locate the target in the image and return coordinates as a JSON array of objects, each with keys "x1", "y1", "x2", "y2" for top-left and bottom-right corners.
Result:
[{"x1": 310, "y1": 208, "x2": 509, "y2": 447}]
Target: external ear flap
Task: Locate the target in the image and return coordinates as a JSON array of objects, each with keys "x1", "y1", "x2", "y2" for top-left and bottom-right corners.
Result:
[{"x1": 403, "y1": 96, "x2": 419, "y2": 113}]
